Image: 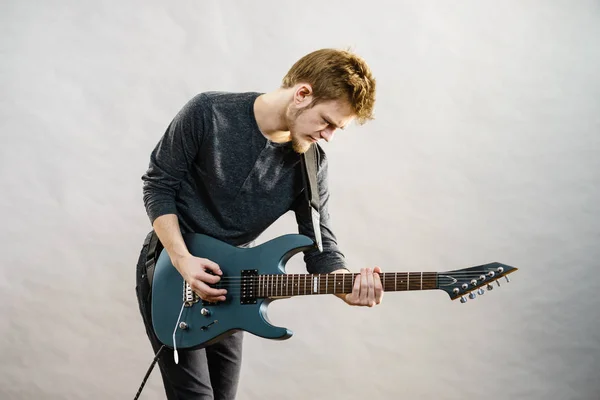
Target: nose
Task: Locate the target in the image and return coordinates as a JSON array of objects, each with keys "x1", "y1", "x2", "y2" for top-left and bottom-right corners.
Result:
[{"x1": 320, "y1": 128, "x2": 335, "y2": 142}]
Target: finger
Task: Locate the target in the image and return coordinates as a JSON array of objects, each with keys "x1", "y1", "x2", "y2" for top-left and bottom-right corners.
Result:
[
  {"x1": 373, "y1": 267, "x2": 383, "y2": 304},
  {"x1": 197, "y1": 270, "x2": 221, "y2": 284},
  {"x1": 367, "y1": 268, "x2": 375, "y2": 306},
  {"x1": 202, "y1": 258, "x2": 222, "y2": 275},
  {"x1": 346, "y1": 270, "x2": 360, "y2": 303},
  {"x1": 352, "y1": 270, "x2": 362, "y2": 292},
  {"x1": 360, "y1": 268, "x2": 369, "y2": 303},
  {"x1": 193, "y1": 281, "x2": 227, "y2": 297},
  {"x1": 204, "y1": 295, "x2": 227, "y2": 303}
]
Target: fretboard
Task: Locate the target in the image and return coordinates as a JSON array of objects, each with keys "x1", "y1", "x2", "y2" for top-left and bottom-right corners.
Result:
[{"x1": 252, "y1": 272, "x2": 438, "y2": 298}]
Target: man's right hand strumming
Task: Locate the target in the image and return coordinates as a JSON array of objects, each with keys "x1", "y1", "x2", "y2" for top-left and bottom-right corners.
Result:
[
  {"x1": 174, "y1": 255, "x2": 227, "y2": 303},
  {"x1": 152, "y1": 214, "x2": 227, "y2": 303}
]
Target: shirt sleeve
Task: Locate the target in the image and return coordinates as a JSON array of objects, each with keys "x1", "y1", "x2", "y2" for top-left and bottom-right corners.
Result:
[
  {"x1": 141, "y1": 94, "x2": 206, "y2": 224},
  {"x1": 293, "y1": 145, "x2": 349, "y2": 274}
]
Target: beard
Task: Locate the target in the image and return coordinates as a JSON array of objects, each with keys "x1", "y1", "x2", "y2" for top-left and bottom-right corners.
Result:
[
  {"x1": 288, "y1": 106, "x2": 312, "y2": 154},
  {"x1": 291, "y1": 134, "x2": 312, "y2": 154}
]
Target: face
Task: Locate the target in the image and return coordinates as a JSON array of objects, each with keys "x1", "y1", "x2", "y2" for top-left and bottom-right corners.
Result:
[{"x1": 286, "y1": 86, "x2": 355, "y2": 154}]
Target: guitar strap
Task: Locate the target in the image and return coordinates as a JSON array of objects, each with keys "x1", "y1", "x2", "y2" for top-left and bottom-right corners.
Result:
[
  {"x1": 145, "y1": 230, "x2": 161, "y2": 287},
  {"x1": 300, "y1": 144, "x2": 323, "y2": 252}
]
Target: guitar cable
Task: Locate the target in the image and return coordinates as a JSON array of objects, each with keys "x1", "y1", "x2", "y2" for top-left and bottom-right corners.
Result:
[
  {"x1": 134, "y1": 301, "x2": 186, "y2": 399},
  {"x1": 133, "y1": 344, "x2": 165, "y2": 400}
]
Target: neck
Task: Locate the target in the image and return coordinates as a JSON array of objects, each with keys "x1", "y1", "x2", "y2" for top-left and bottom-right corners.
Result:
[
  {"x1": 253, "y1": 89, "x2": 294, "y2": 143},
  {"x1": 253, "y1": 272, "x2": 439, "y2": 298}
]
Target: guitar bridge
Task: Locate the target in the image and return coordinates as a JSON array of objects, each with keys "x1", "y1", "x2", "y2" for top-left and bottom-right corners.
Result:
[{"x1": 183, "y1": 281, "x2": 200, "y2": 307}]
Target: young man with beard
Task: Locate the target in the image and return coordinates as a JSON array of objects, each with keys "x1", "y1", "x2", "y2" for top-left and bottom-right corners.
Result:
[{"x1": 135, "y1": 48, "x2": 383, "y2": 399}]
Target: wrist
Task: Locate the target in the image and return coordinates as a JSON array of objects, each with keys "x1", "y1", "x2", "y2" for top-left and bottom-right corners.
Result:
[{"x1": 171, "y1": 251, "x2": 192, "y2": 270}]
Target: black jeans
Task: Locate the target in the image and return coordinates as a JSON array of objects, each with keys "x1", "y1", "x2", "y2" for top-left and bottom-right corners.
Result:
[{"x1": 135, "y1": 232, "x2": 244, "y2": 400}]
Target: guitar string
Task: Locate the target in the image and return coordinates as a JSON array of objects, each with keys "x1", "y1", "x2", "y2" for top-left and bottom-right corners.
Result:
[
  {"x1": 203, "y1": 271, "x2": 506, "y2": 281},
  {"x1": 178, "y1": 272, "x2": 509, "y2": 296},
  {"x1": 195, "y1": 277, "x2": 439, "y2": 295},
  {"x1": 194, "y1": 278, "x2": 497, "y2": 293},
  {"x1": 189, "y1": 280, "x2": 498, "y2": 297},
  {"x1": 190, "y1": 275, "x2": 507, "y2": 288}
]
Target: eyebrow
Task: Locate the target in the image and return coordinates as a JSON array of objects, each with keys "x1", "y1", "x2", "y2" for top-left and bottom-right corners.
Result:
[{"x1": 323, "y1": 115, "x2": 346, "y2": 130}]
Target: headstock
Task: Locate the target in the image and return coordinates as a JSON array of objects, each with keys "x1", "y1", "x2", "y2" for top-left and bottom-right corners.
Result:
[{"x1": 438, "y1": 262, "x2": 518, "y2": 303}]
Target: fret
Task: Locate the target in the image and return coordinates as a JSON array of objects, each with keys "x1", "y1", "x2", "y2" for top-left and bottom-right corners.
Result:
[
  {"x1": 325, "y1": 274, "x2": 328, "y2": 294},
  {"x1": 333, "y1": 274, "x2": 336, "y2": 294},
  {"x1": 395, "y1": 273, "x2": 397, "y2": 291},
  {"x1": 407, "y1": 273, "x2": 410, "y2": 291},
  {"x1": 420, "y1": 272, "x2": 423, "y2": 290}
]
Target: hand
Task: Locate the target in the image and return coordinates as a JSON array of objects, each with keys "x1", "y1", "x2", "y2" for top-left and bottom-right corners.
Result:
[
  {"x1": 341, "y1": 267, "x2": 384, "y2": 307},
  {"x1": 174, "y1": 255, "x2": 227, "y2": 302}
]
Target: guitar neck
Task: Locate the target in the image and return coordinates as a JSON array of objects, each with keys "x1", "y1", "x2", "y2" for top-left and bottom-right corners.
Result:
[{"x1": 257, "y1": 272, "x2": 438, "y2": 298}]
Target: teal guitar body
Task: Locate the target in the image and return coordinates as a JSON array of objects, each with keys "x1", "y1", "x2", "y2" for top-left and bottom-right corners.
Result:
[{"x1": 151, "y1": 233, "x2": 314, "y2": 350}]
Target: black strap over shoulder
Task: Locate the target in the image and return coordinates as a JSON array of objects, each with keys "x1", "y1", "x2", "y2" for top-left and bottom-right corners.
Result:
[
  {"x1": 145, "y1": 230, "x2": 162, "y2": 287},
  {"x1": 300, "y1": 144, "x2": 323, "y2": 252}
]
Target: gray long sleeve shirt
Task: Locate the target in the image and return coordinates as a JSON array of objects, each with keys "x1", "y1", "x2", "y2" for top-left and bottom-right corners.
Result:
[{"x1": 141, "y1": 91, "x2": 347, "y2": 274}]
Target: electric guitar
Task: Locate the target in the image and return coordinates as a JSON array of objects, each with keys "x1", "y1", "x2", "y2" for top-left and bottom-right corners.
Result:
[{"x1": 151, "y1": 233, "x2": 518, "y2": 350}]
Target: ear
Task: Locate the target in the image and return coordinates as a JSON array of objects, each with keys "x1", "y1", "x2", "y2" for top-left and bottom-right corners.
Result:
[{"x1": 293, "y1": 83, "x2": 313, "y2": 106}]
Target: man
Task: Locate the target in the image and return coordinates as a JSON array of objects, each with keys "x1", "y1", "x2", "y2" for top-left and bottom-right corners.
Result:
[{"x1": 135, "y1": 48, "x2": 383, "y2": 399}]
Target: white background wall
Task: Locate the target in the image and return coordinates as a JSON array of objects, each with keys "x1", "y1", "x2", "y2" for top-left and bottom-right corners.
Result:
[{"x1": 2, "y1": 1, "x2": 599, "y2": 399}]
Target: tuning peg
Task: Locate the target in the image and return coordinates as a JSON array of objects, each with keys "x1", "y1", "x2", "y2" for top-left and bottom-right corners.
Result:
[
  {"x1": 505, "y1": 275, "x2": 510, "y2": 283},
  {"x1": 496, "y1": 280, "x2": 501, "y2": 287},
  {"x1": 487, "y1": 284, "x2": 494, "y2": 291},
  {"x1": 469, "y1": 292, "x2": 476, "y2": 300},
  {"x1": 477, "y1": 288, "x2": 485, "y2": 295},
  {"x1": 460, "y1": 296, "x2": 467, "y2": 303}
]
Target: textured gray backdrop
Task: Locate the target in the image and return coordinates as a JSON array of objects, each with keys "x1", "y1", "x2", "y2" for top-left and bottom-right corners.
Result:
[{"x1": 2, "y1": 1, "x2": 599, "y2": 399}]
